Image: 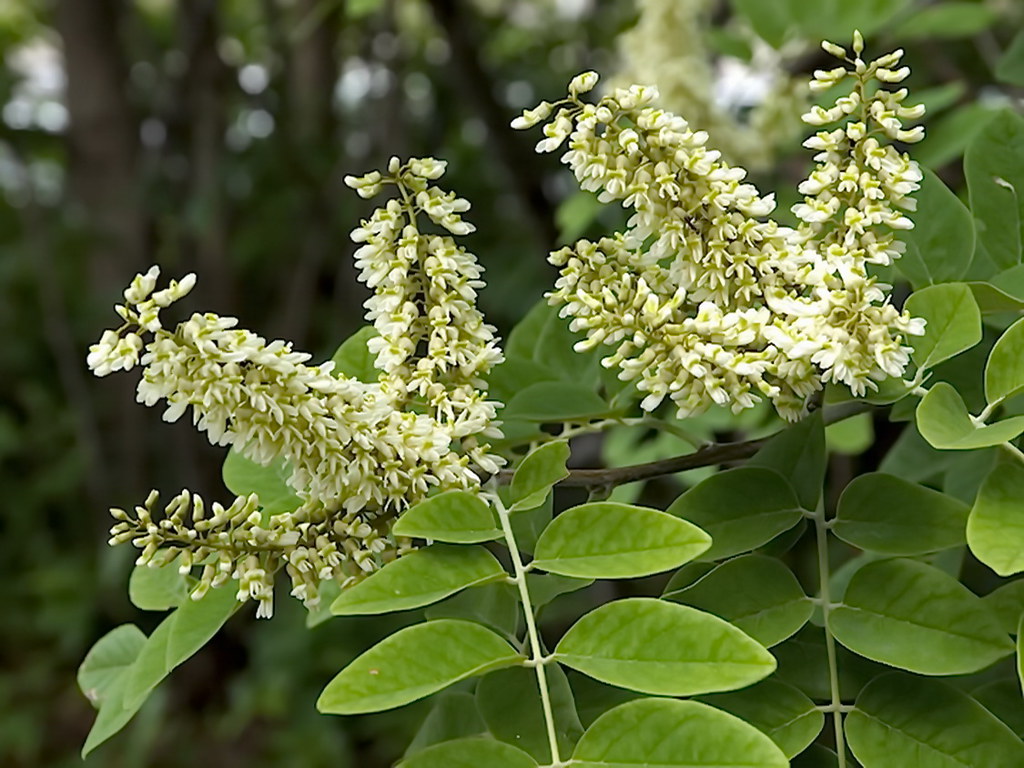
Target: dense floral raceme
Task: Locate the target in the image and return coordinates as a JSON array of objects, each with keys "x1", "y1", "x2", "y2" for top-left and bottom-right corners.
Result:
[
  {"x1": 514, "y1": 34, "x2": 926, "y2": 420},
  {"x1": 88, "y1": 158, "x2": 504, "y2": 617}
]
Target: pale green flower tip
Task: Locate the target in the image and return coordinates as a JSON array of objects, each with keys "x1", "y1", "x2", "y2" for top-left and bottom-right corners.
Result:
[
  {"x1": 852, "y1": 30, "x2": 865, "y2": 54},
  {"x1": 821, "y1": 40, "x2": 847, "y2": 59},
  {"x1": 568, "y1": 71, "x2": 599, "y2": 97}
]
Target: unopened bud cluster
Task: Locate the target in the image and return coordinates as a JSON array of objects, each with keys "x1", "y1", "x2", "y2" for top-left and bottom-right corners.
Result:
[
  {"x1": 88, "y1": 158, "x2": 503, "y2": 617},
  {"x1": 513, "y1": 35, "x2": 925, "y2": 419}
]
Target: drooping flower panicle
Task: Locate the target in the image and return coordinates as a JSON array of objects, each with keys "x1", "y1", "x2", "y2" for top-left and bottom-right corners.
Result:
[
  {"x1": 88, "y1": 157, "x2": 503, "y2": 617},
  {"x1": 513, "y1": 34, "x2": 925, "y2": 420}
]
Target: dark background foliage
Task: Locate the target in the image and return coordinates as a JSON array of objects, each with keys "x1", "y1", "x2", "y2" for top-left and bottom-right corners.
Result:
[{"x1": 0, "y1": 0, "x2": 1020, "y2": 765}]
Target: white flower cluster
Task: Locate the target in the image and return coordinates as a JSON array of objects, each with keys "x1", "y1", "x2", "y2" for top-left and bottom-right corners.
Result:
[
  {"x1": 110, "y1": 490, "x2": 407, "y2": 618},
  {"x1": 88, "y1": 158, "x2": 504, "y2": 616},
  {"x1": 514, "y1": 34, "x2": 925, "y2": 420},
  {"x1": 612, "y1": 0, "x2": 806, "y2": 170}
]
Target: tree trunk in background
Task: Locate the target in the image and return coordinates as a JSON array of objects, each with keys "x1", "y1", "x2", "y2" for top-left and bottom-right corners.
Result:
[{"x1": 57, "y1": 0, "x2": 147, "y2": 504}]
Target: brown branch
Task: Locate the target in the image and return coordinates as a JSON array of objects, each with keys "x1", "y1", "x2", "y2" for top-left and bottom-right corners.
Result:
[{"x1": 496, "y1": 400, "x2": 873, "y2": 488}]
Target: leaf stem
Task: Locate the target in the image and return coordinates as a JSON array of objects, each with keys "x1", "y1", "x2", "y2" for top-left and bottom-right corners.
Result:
[
  {"x1": 491, "y1": 490, "x2": 563, "y2": 767},
  {"x1": 812, "y1": 500, "x2": 847, "y2": 767}
]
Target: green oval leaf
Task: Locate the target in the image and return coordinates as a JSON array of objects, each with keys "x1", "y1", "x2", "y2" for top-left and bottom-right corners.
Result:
[
  {"x1": 404, "y1": 692, "x2": 487, "y2": 756},
  {"x1": 965, "y1": 109, "x2": 1024, "y2": 271},
  {"x1": 531, "y1": 502, "x2": 710, "y2": 579},
  {"x1": 571, "y1": 698, "x2": 788, "y2": 768},
  {"x1": 699, "y1": 679, "x2": 824, "y2": 759},
  {"x1": 503, "y1": 382, "x2": 611, "y2": 422},
  {"x1": 986, "y1": 317, "x2": 1024, "y2": 406},
  {"x1": 222, "y1": 450, "x2": 302, "y2": 516},
  {"x1": 904, "y1": 283, "x2": 981, "y2": 369},
  {"x1": 916, "y1": 382, "x2": 1024, "y2": 450},
  {"x1": 330, "y1": 325, "x2": 380, "y2": 382},
  {"x1": 968, "y1": 456, "x2": 1024, "y2": 576},
  {"x1": 846, "y1": 672, "x2": 1024, "y2": 767},
  {"x1": 317, "y1": 619, "x2": 523, "y2": 714},
  {"x1": 750, "y1": 411, "x2": 825, "y2": 510},
  {"x1": 834, "y1": 473, "x2": 970, "y2": 555},
  {"x1": 554, "y1": 598, "x2": 776, "y2": 696},
  {"x1": 393, "y1": 490, "x2": 501, "y2": 543},
  {"x1": 510, "y1": 440, "x2": 570, "y2": 509},
  {"x1": 128, "y1": 561, "x2": 189, "y2": 611},
  {"x1": 664, "y1": 554, "x2": 811, "y2": 647},
  {"x1": 667, "y1": 467, "x2": 802, "y2": 559},
  {"x1": 398, "y1": 738, "x2": 538, "y2": 768},
  {"x1": 330, "y1": 545, "x2": 506, "y2": 616},
  {"x1": 984, "y1": 579, "x2": 1024, "y2": 635},
  {"x1": 78, "y1": 624, "x2": 147, "y2": 709},
  {"x1": 829, "y1": 558, "x2": 1012, "y2": 674},
  {"x1": 899, "y1": 172, "x2": 976, "y2": 286},
  {"x1": 476, "y1": 665, "x2": 583, "y2": 763}
]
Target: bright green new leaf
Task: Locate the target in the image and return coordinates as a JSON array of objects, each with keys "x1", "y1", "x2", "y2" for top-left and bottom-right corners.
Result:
[
  {"x1": 664, "y1": 555, "x2": 812, "y2": 647},
  {"x1": 555, "y1": 598, "x2": 776, "y2": 696},
  {"x1": 916, "y1": 382, "x2": 1024, "y2": 450},
  {"x1": 503, "y1": 382, "x2": 611, "y2": 423},
  {"x1": 510, "y1": 440, "x2": 569, "y2": 510},
  {"x1": 317, "y1": 619, "x2": 522, "y2": 714},
  {"x1": 965, "y1": 110, "x2": 1024, "y2": 271},
  {"x1": 986, "y1": 317, "x2": 1024, "y2": 405},
  {"x1": 330, "y1": 545, "x2": 506, "y2": 615},
  {"x1": 899, "y1": 171, "x2": 975, "y2": 286},
  {"x1": 904, "y1": 283, "x2": 981, "y2": 370},
  {"x1": 330, "y1": 325, "x2": 379, "y2": 382},
  {"x1": 124, "y1": 585, "x2": 238, "y2": 710},
  {"x1": 570, "y1": 698, "x2": 788, "y2": 768},
  {"x1": 78, "y1": 624, "x2": 147, "y2": 709},
  {"x1": 750, "y1": 412, "x2": 825, "y2": 510},
  {"x1": 128, "y1": 562, "x2": 189, "y2": 611},
  {"x1": 829, "y1": 558, "x2": 1012, "y2": 674},
  {"x1": 222, "y1": 450, "x2": 302, "y2": 516},
  {"x1": 476, "y1": 665, "x2": 583, "y2": 763},
  {"x1": 967, "y1": 456, "x2": 1024, "y2": 576},
  {"x1": 834, "y1": 473, "x2": 969, "y2": 555},
  {"x1": 393, "y1": 490, "x2": 502, "y2": 544},
  {"x1": 404, "y1": 692, "x2": 487, "y2": 757},
  {"x1": 846, "y1": 672, "x2": 1024, "y2": 767},
  {"x1": 667, "y1": 467, "x2": 802, "y2": 559},
  {"x1": 398, "y1": 738, "x2": 538, "y2": 768},
  {"x1": 997, "y1": 28, "x2": 1024, "y2": 88},
  {"x1": 699, "y1": 679, "x2": 824, "y2": 759},
  {"x1": 531, "y1": 502, "x2": 710, "y2": 579}
]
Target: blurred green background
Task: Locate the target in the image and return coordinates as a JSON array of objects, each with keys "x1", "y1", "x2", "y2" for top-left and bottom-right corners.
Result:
[{"x1": 1, "y1": 0, "x2": 1021, "y2": 765}]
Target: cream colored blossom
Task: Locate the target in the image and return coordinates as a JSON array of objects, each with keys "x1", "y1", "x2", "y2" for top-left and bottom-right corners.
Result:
[{"x1": 89, "y1": 158, "x2": 504, "y2": 616}]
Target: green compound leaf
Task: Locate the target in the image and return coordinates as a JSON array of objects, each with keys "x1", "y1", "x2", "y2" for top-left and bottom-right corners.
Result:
[
  {"x1": 998, "y1": 28, "x2": 1024, "y2": 87},
  {"x1": 664, "y1": 554, "x2": 812, "y2": 647},
  {"x1": 128, "y1": 562, "x2": 189, "y2": 611},
  {"x1": 965, "y1": 109, "x2": 1024, "y2": 271},
  {"x1": 554, "y1": 598, "x2": 776, "y2": 696},
  {"x1": 424, "y1": 582, "x2": 521, "y2": 641},
  {"x1": 667, "y1": 467, "x2": 802, "y2": 559},
  {"x1": 699, "y1": 679, "x2": 824, "y2": 759},
  {"x1": 904, "y1": 283, "x2": 981, "y2": 370},
  {"x1": 503, "y1": 382, "x2": 611, "y2": 423},
  {"x1": 330, "y1": 545, "x2": 506, "y2": 616},
  {"x1": 317, "y1": 619, "x2": 522, "y2": 714},
  {"x1": 570, "y1": 697, "x2": 788, "y2": 768},
  {"x1": 986, "y1": 317, "x2": 1024, "y2": 406},
  {"x1": 222, "y1": 450, "x2": 302, "y2": 516},
  {"x1": 392, "y1": 490, "x2": 501, "y2": 544},
  {"x1": 846, "y1": 672, "x2": 1024, "y2": 768},
  {"x1": 398, "y1": 738, "x2": 538, "y2": 768},
  {"x1": 916, "y1": 382, "x2": 1024, "y2": 450},
  {"x1": 510, "y1": 440, "x2": 569, "y2": 510},
  {"x1": 749, "y1": 411, "x2": 825, "y2": 510},
  {"x1": 968, "y1": 281, "x2": 1024, "y2": 314},
  {"x1": 330, "y1": 325, "x2": 379, "y2": 383},
  {"x1": 968, "y1": 456, "x2": 1024, "y2": 576},
  {"x1": 124, "y1": 585, "x2": 238, "y2": 710},
  {"x1": 531, "y1": 502, "x2": 711, "y2": 579},
  {"x1": 78, "y1": 624, "x2": 147, "y2": 710},
  {"x1": 525, "y1": 573, "x2": 593, "y2": 609},
  {"x1": 899, "y1": 171, "x2": 975, "y2": 286},
  {"x1": 834, "y1": 472, "x2": 970, "y2": 555},
  {"x1": 476, "y1": 665, "x2": 583, "y2": 763},
  {"x1": 404, "y1": 692, "x2": 487, "y2": 757},
  {"x1": 83, "y1": 586, "x2": 237, "y2": 756},
  {"x1": 829, "y1": 558, "x2": 1012, "y2": 675}
]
